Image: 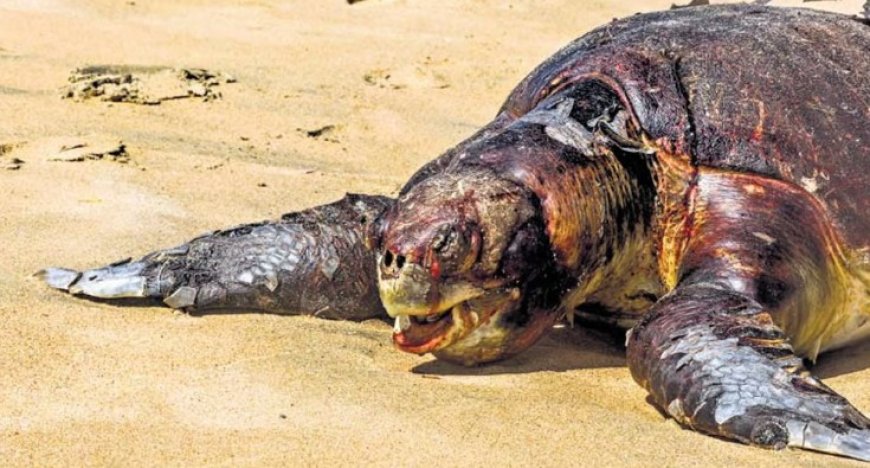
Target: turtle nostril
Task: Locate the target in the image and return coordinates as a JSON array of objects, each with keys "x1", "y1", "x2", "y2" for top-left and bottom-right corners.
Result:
[{"x1": 382, "y1": 250, "x2": 408, "y2": 272}]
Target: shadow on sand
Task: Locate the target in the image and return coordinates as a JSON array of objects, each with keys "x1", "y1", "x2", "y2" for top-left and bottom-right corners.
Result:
[
  {"x1": 411, "y1": 323, "x2": 870, "y2": 379},
  {"x1": 43, "y1": 281, "x2": 870, "y2": 380},
  {"x1": 814, "y1": 339, "x2": 870, "y2": 380},
  {"x1": 410, "y1": 324, "x2": 628, "y2": 376}
]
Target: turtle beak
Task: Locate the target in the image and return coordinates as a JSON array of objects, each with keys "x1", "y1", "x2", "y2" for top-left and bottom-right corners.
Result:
[
  {"x1": 377, "y1": 253, "x2": 485, "y2": 319},
  {"x1": 378, "y1": 253, "x2": 489, "y2": 355}
]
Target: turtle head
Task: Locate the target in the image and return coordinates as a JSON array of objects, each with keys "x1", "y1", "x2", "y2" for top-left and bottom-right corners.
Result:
[{"x1": 369, "y1": 170, "x2": 560, "y2": 365}]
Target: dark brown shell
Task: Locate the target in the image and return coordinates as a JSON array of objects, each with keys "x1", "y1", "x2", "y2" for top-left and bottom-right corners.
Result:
[{"x1": 501, "y1": 5, "x2": 869, "y2": 249}]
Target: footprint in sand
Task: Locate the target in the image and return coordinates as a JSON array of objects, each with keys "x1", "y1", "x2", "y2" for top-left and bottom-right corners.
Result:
[{"x1": 363, "y1": 62, "x2": 450, "y2": 90}]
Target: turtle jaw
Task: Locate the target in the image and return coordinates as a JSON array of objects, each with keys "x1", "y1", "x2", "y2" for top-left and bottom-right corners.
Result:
[
  {"x1": 378, "y1": 260, "x2": 492, "y2": 355},
  {"x1": 389, "y1": 289, "x2": 520, "y2": 357},
  {"x1": 382, "y1": 265, "x2": 524, "y2": 360}
]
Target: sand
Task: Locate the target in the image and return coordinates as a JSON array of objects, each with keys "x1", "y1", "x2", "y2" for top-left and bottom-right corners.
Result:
[{"x1": 1, "y1": 0, "x2": 868, "y2": 466}]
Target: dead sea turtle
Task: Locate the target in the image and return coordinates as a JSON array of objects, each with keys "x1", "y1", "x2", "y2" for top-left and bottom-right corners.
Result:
[{"x1": 40, "y1": 5, "x2": 870, "y2": 461}]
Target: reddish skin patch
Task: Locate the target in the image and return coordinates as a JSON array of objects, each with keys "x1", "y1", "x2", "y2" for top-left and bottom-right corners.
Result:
[{"x1": 428, "y1": 256, "x2": 441, "y2": 279}]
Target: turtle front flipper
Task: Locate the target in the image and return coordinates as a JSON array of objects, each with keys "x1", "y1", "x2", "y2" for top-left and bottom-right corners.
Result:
[
  {"x1": 627, "y1": 284, "x2": 870, "y2": 461},
  {"x1": 628, "y1": 169, "x2": 870, "y2": 461},
  {"x1": 37, "y1": 194, "x2": 393, "y2": 320}
]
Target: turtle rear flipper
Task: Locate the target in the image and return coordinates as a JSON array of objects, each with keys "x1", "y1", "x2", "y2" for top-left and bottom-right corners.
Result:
[
  {"x1": 628, "y1": 170, "x2": 870, "y2": 461},
  {"x1": 38, "y1": 194, "x2": 392, "y2": 321}
]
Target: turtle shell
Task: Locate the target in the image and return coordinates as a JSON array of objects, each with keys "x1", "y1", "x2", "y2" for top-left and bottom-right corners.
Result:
[{"x1": 500, "y1": 5, "x2": 869, "y2": 250}]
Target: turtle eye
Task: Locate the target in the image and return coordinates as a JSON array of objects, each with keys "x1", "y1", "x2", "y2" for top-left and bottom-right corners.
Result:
[
  {"x1": 432, "y1": 227, "x2": 457, "y2": 253},
  {"x1": 431, "y1": 224, "x2": 481, "y2": 274}
]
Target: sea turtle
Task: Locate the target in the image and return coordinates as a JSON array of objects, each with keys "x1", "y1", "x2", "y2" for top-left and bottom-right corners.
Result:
[{"x1": 40, "y1": 4, "x2": 870, "y2": 462}]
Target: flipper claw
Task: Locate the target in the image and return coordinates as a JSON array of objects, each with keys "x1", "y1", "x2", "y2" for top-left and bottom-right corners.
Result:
[
  {"x1": 35, "y1": 267, "x2": 81, "y2": 291},
  {"x1": 41, "y1": 262, "x2": 150, "y2": 299},
  {"x1": 788, "y1": 421, "x2": 870, "y2": 462}
]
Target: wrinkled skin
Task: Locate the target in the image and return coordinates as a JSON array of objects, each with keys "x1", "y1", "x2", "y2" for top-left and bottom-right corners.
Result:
[{"x1": 40, "y1": 5, "x2": 870, "y2": 462}]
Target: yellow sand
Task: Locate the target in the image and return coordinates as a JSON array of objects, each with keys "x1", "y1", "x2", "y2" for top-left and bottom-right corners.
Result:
[{"x1": 1, "y1": 0, "x2": 867, "y2": 466}]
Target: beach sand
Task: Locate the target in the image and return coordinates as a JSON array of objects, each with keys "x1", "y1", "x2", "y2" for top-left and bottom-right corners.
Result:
[{"x1": 1, "y1": 0, "x2": 867, "y2": 465}]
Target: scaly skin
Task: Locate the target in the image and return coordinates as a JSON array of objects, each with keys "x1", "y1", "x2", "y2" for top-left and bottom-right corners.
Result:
[
  {"x1": 627, "y1": 168, "x2": 870, "y2": 459},
  {"x1": 39, "y1": 5, "x2": 870, "y2": 463},
  {"x1": 627, "y1": 284, "x2": 870, "y2": 460},
  {"x1": 40, "y1": 194, "x2": 391, "y2": 320}
]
